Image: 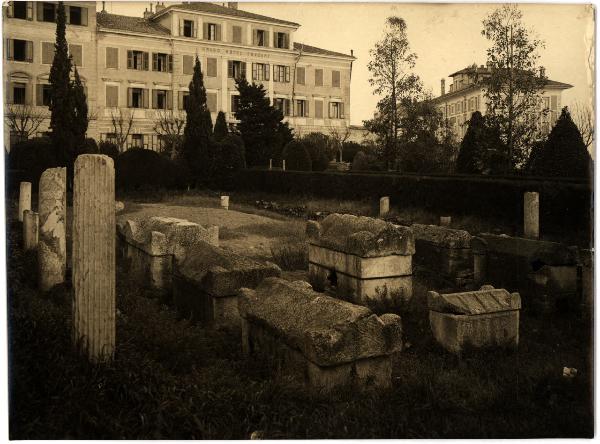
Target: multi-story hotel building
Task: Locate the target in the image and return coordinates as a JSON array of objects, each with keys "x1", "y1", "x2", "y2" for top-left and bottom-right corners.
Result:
[
  {"x1": 3, "y1": 1, "x2": 355, "y2": 150},
  {"x1": 432, "y1": 63, "x2": 572, "y2": 140}
]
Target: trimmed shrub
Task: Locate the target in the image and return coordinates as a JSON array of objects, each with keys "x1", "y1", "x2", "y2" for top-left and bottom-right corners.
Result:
[
  {"x1": 300, "y1": 133, "x2": 331, "y2": 171},
  {"x1": 341, "y1": 141, "x2": 363, "y2": 162},
  {"x1": 98, "y1": 140, "x2": 120, "y2": 161},
  {"x1": 75, "y1": 138, "x2": 99, "y2": 156},
  {"x1": 219, "y1": 134, "x2": 246, "y2": 171},
  {"x1": 213, "y1": 111, "x2": 228, "y2": 142},
  {"x1": 7, "y1": 137, "x2": 59, "y2": 191},
  {"x1": 115, "y1": 148, "x2": 189, "y2": 191},
  {"x1": 281, "y1": 140, "x2": 312, "y2": 171},
  {"x1": 351, "y1": 151, "x2": 370, "y2": 171}
]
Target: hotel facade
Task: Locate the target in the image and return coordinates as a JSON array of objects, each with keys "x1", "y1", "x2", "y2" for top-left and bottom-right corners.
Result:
[{"x1": 3, "y1": 1, "x2": 355, "y2": 150}]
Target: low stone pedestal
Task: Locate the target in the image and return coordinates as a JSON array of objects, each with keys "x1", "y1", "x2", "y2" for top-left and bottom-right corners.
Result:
[
  {"x1": 173, "y1": 243, "x2": 281, "y2": 327},
  {"x1": 411, "y1": 224, "x2": 473, "y2": 284},
  {"x1": 239, "y1": 278, "x2": 403, "y2": 391},
  {"x1": 428, "y1": 285, "x2": 521, "y2": 354},
  {"x1": 307, "y1": 213, "x2": 414, "y2": 311}
]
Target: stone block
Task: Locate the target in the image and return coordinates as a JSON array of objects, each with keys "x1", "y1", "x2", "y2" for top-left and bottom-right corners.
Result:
[
  {"x1": 220, "y1": 195, "x2": 229, "y2": 210},
  {"x1": 239, "y1": 278, "x2": 402, "y2": 391},
  {"x1": 428, "y1": 286, "x2": 520, "y2": 354},
  {"x1": 379, "y1": 196, "x2": 390, "y2": 216},
  {"x1": 172, "y1": 242, "x2": 281, "y2": 327},
  {"x1": 524, "y1": 191, "x2": 539, "y2": 239}
]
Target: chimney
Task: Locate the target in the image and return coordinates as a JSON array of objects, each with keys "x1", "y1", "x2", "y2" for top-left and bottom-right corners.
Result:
[
  {"x1": 440, "y1": 78, "x2": 445, "y2": 95},
  {"x1": 350, "y1": 49, "x2": 354, "y2": 57},
  {"x1": 155, "y1": 2, "x2": 166, "y2": 12},
  {"x1": 539, "y1": 66, "x2": 546, "y2": 78},
  {"x1": 101, "y1": 1, "x2": 105, "y2": 11},
  {"x1": 227, "y1": 2, "x2": 238, "y2": 9},
  {"x1": 143, "y1": 7, "x2": 153, "y2": 19}
]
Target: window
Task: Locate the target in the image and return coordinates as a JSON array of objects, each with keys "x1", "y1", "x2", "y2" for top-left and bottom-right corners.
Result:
[
  {"x1": 207, "y1": 92, "x2": 217, "y2": 112},
  {"x1": 207, "y1": 57, "x2": 217, "y2": 77},
  {"x1": 128, "y1": 87, "x2": 148, "y2": 108},
  {"x1": 41, "y1": 41, "x2": 54, "y2": 64},
  {"x1": 182, "y1": 55, "x2": 194, "y2": 75},
  {"x1": 230, "y1": 95, "x2": 240, "y2": 115},
  {"x1": 153, "y1": 89, "x2": 171, "y2": 110},
  {"x1": 228, "y1": 60, "x2": 246, "y2": 79},
  {"x1": 152, "y1": 53, "x2": 172, "y2": 73},
  {"x1": 275, "y1": 32, "x2": 289, "y2": 49},
  {"x1": 253, "y1": 29, "x2": 267, "y2": 46},
  {"x1": 296, "y1": 99, "x2": 308, "y2": 117},
  {"x1": 9, "y1": 2, "x2": 32, "y2": 20},
  {"x1": 273, "y1": 65, "x2": 290, "y2": 83},
  {"x1": 39, "y1": 2, "x2": 56, "y2": 22},
  {"x1": 106, "y1": 85, "x2": 118, "y2": 107},
  {"x1": 7, "y1": 39, "x2": 33, "y2": 62},
  {"x1": 273, "y1": 98, "x2": 290, "y2": 116},
  {"x1": 106, "y1": 47, "x2": 118, "y2": 69},
  {"x1": 127, "y1": 50, "x2": 149, "y2": 70},
  {"x1": 68, "y1": 5, "x2": 82, "y2": 25},
  {"x1": 179, "y1": 91, "x2": 189, "y2": 110},
  {"x1": 332, "y1": 70, "x2": 340, "y2": 88},
  {"x1": 252, "y1": 63, "x2": 270, "y2": 81},
  {"x1": 232, "y1": 25, "x2": 242, "y2": 44},
  {"x1": 314, "y1": 100, "x2": 323, "y2": 119},
  {"x1": 329, "y1": 102, "x2": 344, "y2": 119},
  {"x1": 12, "y1": 83, "x2": 27, "y2": 105},
  {"x1": 205, "y1": 23, "x2": 220, "y2": 41},
  {"x1": 69, "y1": 44, "x2": 82, "y2": 67},
  {"x1": 315, "y1": 68, "x2": 323, "y2": 87},
  {"x1": 296, "y1": 67, "x2": 305, "y2": 85},
  {"x1": 36, "y1": 83, "x2": 51, "y2": 106},
  {"x1": 131, "y1": 134, "x2": 144, "y2": 149},
  {"x1": 182, "y1": 19, "x2": 195, "y2": 38}
]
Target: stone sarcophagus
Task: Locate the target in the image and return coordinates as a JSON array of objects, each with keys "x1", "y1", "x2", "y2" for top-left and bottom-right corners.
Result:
[
  {"x1": 428, "y1": 285, "x2": 521, "y2": 354},
  {"x1": 307, "y1": 213, "x2": 415, "y2": 311},
  {"x1": 411, "y1": 224, "x2": 473, "y2": 284},
  {"x1": 117, "y1": 216, "x2": 219, "y2": 294},
  {"x1": 172, "y1": 242, "x2": 281, "y2": 327},
  {"x1": 239, "y1": 278, "x2": 403, "y2": 391}
]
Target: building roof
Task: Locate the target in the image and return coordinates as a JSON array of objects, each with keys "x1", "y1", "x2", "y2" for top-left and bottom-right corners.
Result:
[
  {"x1": 153, "y1": 2, "x2": 300, "y2": 27},
  {"x1": 97, "y1": 11, "x2": 171, "y2": 35},
  {"x1": 294, "y1": 42, "x2": 355, "y2": 59}
]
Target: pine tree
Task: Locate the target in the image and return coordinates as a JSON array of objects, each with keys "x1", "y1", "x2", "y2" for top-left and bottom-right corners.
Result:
[
  {"x1": 235, "y1": 78, "x2": 293, "y2": 167},
  {"x1": 182, "y1": 56, "x2": 213, "y2": 183},
  {"x1": 48, "y1": 1, "x2": 74, "y2": 168},
  {"x1": 72, "y1": 66, "x2": 88, "y2": 153},
  {"x1": 530, "y1": 107, "x2": 592, "y2": 178},
  {"x1": 213, "y1": 111, "x2": 228, "y2": 141}
]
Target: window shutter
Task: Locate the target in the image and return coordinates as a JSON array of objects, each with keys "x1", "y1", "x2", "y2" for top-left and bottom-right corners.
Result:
[
  {"x1": 143, "y1": 89, "x2": 149, "y2": 108},
  {"x1": 285, "y1": 66, "x2": 290, "y2": 83},
  {"x1": 297, "y1": 67, "x2": 305, "y2": 85},
  {"x1": 7, "y1": 2, "x2": 13, "y2": 17},
  {"x1": 26, "y1": 40, "x2": 33, "y2": 62},
  {"x1": 143, "y1": 52, "x2": 149, "y2": 70},
  {"x1": 284, "y1": 33, "x2": 289, "y2": 49},
  {"x1": 178, "y1": 91, "x2": 184, "y2": 110},
  {"x1": 251, "y1": 63, "x2": 257, "y2": 80},
  {"x1": 550, "y1": 95, "x2": 558, "y2": 111},
  {"x1": 80, "y1": 6, "x2": 88, "y2": 25},
  {"x1": 340, "y1": 102, "x2": 344, "y2": 118},
  {"x1": 168, "y1": 55, "x2": 173, "y2": 73},
  {"x1": 203, "y1": 23, "x2": 209, "y2": 39},
  {"x1": 127, "y1": 88, "x2": 132, "y2": 107},
  {"x1": 193, "y1": 21, "x2": 197, "y2": 38},
  {"x1": 36, "y1": 2, "x2": 43, "y2": 21},
  {"x1": 36, "y1": 84, "x2": 43, "y2": 106},
  {"x1": 167, "y1": 91, "x2": 173, "y2": 110},
  {"x1": 328, "y1": 102, "x2": 332, "y2": 119},
  {"x1": 42, "y1": 42, "x2": 53, "y2": 64},
  {"x1": 65, "y1": 5, "x2": 70, "y2": 23},
  {"x1": 152, "y1": 89, "x2": 158, "y2": 109},
  {"x1": 216, "y1": 24, "x2": 222, "y2": 41},
  {"x1": 6, "y1": 39, "x2": 13, "y2": 60},
  {"x1": 69, "y1": 44, "x2": 82, "y2": 67},
  {"x1": 127, "y1": 51, "x2": 133, "y2": 69},
  {"x1": 305, "y1": 100, "x2": 309, "y2": 117},
  {"x1": 179, "y1": 19, "x2": 183, "y2": 37},
  {"x1": 207, "y1": 92, "x2": 217, "y2": 112},
  {"x1": 106, "y1": 85, "x2": 118, "y2": 107},
  {"x1": 227, "y1": 61, "x2": 233, "y2": 78},
  {"x1": 241, "y1": 62, "x2": 246, "y2": 79},
  {"x1": 265, "y1": 64, "x2": 270, "y2": 81},
  {"x1": 152, "y1": 53, "x2": 158, "y2": 71},
  {"x1": 252, "y1": 29, "x2": 257, "y2": 45}
]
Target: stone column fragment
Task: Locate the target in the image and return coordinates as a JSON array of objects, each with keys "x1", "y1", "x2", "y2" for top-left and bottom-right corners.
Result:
[
  {"x1": 220, "y1": 195, "x2": 229, "y2": 210},
  {"x1": 440, "y1": 216, "x2": 451, "y2": 227},
  {"x1": 379, "y1": 196, "x2": 390, "y2": 216},
  {"x1": 18, "y1": 181, "x2": 31, "y2": 222},
  {"x1": 524, "y1": 191, "x2": 539, "y2": 239},
  {"x1": 38, "y1": 167, "x2": 66, "y2": 292},
  {"x1": 72, "y1": 155, "x2": 116, "y2": 363},
  {"x1": 23, "y1": 210, "x2": 39, "y2": 251}
]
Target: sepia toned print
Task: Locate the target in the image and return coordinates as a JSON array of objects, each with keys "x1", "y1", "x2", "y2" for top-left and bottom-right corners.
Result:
[{"x1": 4, "y1": 1, "x2": 594, "y2": 439}]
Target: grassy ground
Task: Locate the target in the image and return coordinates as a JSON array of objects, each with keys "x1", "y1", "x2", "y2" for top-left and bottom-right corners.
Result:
[{"x1": 7, "y1": 215, "x2": 593, "y2": 439}]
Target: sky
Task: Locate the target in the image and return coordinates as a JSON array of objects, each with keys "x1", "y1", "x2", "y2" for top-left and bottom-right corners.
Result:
[{"x1": 105, "y1": 2, "x2": 595, "y2": 126}]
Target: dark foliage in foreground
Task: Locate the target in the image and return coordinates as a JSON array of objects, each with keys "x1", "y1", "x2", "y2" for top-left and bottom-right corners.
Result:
[{"x1": 115, "y1": 148, "x2": 189, "y2": 191}]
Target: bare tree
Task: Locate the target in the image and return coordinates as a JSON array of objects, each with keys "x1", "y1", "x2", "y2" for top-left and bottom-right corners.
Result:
[
  {"x1": 109, "y1": 108, "x2": 135, "y2": 152},
  {"x1": 4, "y1": 104, "x2": 49, "y2": 141},
  {"x1": 153, "y1": 109, "x2": 186, "y2": 158},
  {"x1": 572, "y1": 101, "x2": 594, "y2": 149},
  {"x1": 329, "y1": 125, "x2": 351, "y2": 162}
]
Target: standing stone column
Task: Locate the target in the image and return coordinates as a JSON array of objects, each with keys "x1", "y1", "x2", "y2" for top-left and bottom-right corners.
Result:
[
  {"x1": 38, "y1": 168, "x2": 66, "y2": 292},
  {"x1": 379, "y1": 196, "x2": 390, "y2": 216},
  {"x1": 440, "y1": 216, "x2": 451, "y2": 227},
  {"x1": 23, "y1": 210, "x2": 39, "y2": 251},
  {"x1": 282, "y1": 159, "x2": 286, "y2": 171},
  {"x1": 269, "y1": 159, "x2": 273, "y2": 170},
  {"x1": 220, "y1": 195, "x2": 229, "y2": 210},
  {"x1": 524, "y1": 192, "x2": 539, "y2": 239},
  {"x1": 73, "y1": 155, "x2": 116, "y2": 363},
  {"x1": 18, "y1": 181, "x2": 31, "y2": 222}
]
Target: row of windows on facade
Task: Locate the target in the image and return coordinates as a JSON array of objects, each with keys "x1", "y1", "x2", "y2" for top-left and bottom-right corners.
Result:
[
  {"x1": 5, "y1": 38, "x2": 83, "y2": 66},
  {"x1": 177, "y1": 19, "x2": 290, "y2": 49},
  {"x1": 446, "y1": 109, "x2": 559, "y2": 137},
  {"x1": 441, "y1": 95, "x2": 559, "y2": 118},
  {"x1": 7, "y1": 82, "x2": 346, "y2": 119},
  {"x1": 6, "y1": 2, "x2": 88, "y2": 26}
]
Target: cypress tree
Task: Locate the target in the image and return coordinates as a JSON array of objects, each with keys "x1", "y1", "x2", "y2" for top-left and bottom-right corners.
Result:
[
  {"x1": 183, "y1": 56, "x2": 213, "y2": 183},
  {"x1": 530, "y1": 107, "x2": 592, "y2": 178},
  {"x1": 72, "y1": 66, "x2": 88, "y2": 153},
  {"x1": 456, "y1": 111, "x2": 487, "y2": 173},
  {"x1": 48, "y1": 1, "x2": 75, "y2": 168},
  {"x1": 213, "y1": 111, "x2": 228, "y2": 141}
]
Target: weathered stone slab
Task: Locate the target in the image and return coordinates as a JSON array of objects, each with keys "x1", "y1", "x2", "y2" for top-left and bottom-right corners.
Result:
[
  {"x1": 23, "y1": 210, "x2": 39, "y2": 251},
  {"x1": 524, "y1": 191, "x2": 539, "y2": 239},
  {"x1": 173, "y1": 242, "x2": 281, "y2": 327},
  {"x1": 412, "y1": 224, "x2": 471, "y2": 249},
  {"x1": 428, "y1": 286, "x2": 520, "y2": 354},
  {"x1": 308, "y1": 213, "x2": 414, "y2": 258},
  {"x1": 18, "y1": 181, "x2": 31, "y2": 222},
  {"x1": 379, "y1": 196, "x2": 390, "y2": 216}
]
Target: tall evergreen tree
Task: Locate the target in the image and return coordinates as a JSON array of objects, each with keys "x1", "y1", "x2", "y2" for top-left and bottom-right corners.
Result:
[
  {"x1": 182, "y1": 56, "x2": 213, "y2": 182},
  {"x1": 48, "y1": 1, "x2": 75, "y2": 167},
  {"x1": 72, "y1": 66, "x2": 88, "y2": 152},
  {"x1": 235, "y1": 78, "x2": 292, "y2": 167},
  {"x1": 213, "y1": 111, "x2": 228, "y2": 141},
  {"x1": 456, "y1": 111, "x2": 505, "y2": 174},
  {"x1": 529, "y1": 107, "x2": 592, "y2": 178}
]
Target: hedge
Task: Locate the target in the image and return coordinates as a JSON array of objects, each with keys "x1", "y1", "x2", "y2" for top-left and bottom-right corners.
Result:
[
  {"x1": 236, "y1": 169, "x2": 592, "y2": 241},
  {"x1": 115, "y1": 148, "x2": 190, "y2": 191}
]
